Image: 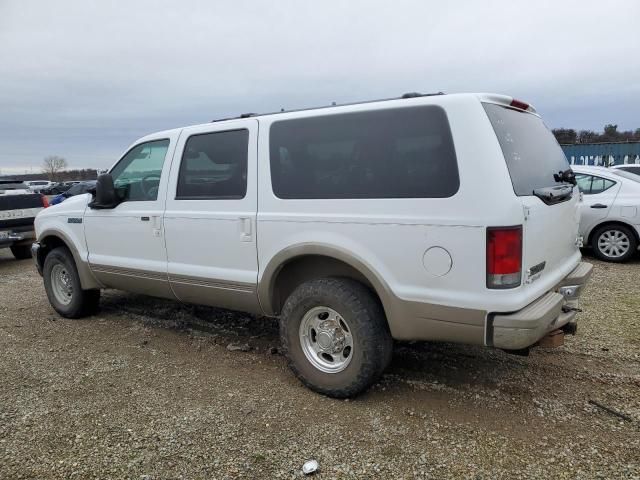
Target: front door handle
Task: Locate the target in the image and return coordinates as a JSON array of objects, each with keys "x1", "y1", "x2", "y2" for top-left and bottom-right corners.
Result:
[
  {"x1": 141, "y1": 216, "x2": 150, "y2": 221},
  {"x1": 590, "y1": 204, "x2": 608, "y2": 209}
]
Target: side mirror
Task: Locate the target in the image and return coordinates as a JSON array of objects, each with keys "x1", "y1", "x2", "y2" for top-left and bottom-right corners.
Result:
[{"x1": 89, "y1": 174, "x2": 120, "y2": 209}]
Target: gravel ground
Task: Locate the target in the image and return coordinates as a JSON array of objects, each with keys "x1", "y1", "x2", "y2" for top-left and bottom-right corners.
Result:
[{"x1": 1, "y1": 249, "x2": 639, "y2": 479}]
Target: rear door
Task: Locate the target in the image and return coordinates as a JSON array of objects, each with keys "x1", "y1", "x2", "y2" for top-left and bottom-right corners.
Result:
[
  {"x1": 484, "y1": 102, "x2": 580, "y2": 286},
  {"x1": 575, "y1": 173, "x2": 620, "y2": 235},
  {"x1": 163, "y1": 119, "x2": 260, "y2": 313}
]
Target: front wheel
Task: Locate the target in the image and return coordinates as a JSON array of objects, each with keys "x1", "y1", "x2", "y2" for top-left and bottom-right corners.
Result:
[
  {"x1": 591, "y1": 225, "x2": 637, "y2": 263},
  {"x1": 43, "y1": 247, "x2": 100, "y2": 318},
  {"x1": 280, "y1": 278, "x2": 393, "y2": 398}
]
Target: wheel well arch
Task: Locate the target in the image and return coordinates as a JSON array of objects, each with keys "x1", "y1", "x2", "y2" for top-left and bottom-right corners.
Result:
[
  {"x1": 260, "y1": 250, "x2": 392, "y2": 319},
  {"x1": 36, "y1": 231, "x2": 102, "y2": 290},
  {"x1": 587, "y1": 220, "x2": 640, "y2": 246},
  {"x1": 36, "y1": 234, "x2": 71, "y2": 270}
]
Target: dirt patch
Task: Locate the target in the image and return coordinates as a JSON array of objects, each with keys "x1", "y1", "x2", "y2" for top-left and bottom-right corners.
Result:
[{"x1": 0, "y1": 250, "x2": 638, "y2": 479}]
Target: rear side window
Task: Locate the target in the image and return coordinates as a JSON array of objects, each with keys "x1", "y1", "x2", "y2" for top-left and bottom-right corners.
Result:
[
  {"x1": 176, "y1": 129, "x2": 248, "y2": 200},
  {"x1": 483, "y1": 103, "x2": 570, "y2": 196},
  {"x1": 575, "y1": 174, "x2": 616, "y2": 194},
  {"x1": 269, "y1": 106, "x2": 459, "y2": 199}
]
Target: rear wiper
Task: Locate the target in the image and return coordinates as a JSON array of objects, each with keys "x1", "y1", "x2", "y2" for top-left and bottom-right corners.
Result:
[
  {"x1": 533, "y1": 185, "x2": 574, "y2": 205},
  {"x1": 553, "y1": 168, "x2": 577, "y2": 186}
]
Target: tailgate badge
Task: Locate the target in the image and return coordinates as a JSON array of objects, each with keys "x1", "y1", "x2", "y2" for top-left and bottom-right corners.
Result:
[{"x1": 525, "y1": 261, "x2": 546, "y2": 284}]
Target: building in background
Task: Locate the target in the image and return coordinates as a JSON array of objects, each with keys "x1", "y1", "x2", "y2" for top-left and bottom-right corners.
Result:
[{"x1": 561, "y1": 142, "x2": 640, "y2": 166}]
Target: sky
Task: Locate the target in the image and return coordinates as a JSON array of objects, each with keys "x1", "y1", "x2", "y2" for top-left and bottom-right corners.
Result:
[{"x1": 1, "y1": 0, "x2": 639, "y2": 174}]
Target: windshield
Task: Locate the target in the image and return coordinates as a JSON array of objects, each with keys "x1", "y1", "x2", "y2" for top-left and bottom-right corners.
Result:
[{"x1": 483, "y1": 103, "x2": 570, "y2": 196}]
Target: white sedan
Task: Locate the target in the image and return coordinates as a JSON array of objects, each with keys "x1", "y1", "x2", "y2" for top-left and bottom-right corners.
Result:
[{"x1": 572, "y1": 166, "x2": 640, "y2": 262}]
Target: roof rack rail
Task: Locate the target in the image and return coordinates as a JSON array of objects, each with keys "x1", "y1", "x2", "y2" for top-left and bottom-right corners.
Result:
[{"x1": 211, "y1": 91, "x2": 445, "y2": 123}]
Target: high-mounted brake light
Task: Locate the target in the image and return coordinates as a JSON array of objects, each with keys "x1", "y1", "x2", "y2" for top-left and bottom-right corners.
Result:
[
  {"x1": 510, "y1": 99, "x2": 529, "y2": 111},
  {"x1": 41, "y1": 194, "x2": 49, "y2": 208},
  {"x1": 487, "y1": 226, "x2": 522, "y2": 289}
]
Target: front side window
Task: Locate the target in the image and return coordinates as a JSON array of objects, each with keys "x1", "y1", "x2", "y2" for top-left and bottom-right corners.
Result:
[
  {"x1": 269, "y1": 106, "x2": 459, "y2": 199},
  {"x1": 176, "y1": 129, "x2": 248, "y2": 200},
  {"x1": 110, "y1": 139, "x2": 170, "y2": 201},
  {"x1": 575, "y1": 174, "x2": 616, "y2": 194}
]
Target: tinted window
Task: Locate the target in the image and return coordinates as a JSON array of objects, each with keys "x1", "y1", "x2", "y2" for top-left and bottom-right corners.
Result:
[
  {"x1": 110, "y1": 139, "x2": 170, "y2": 201},
  {"x1": 483, "y1": 103, "x2": 570, "y2": 196},
  {"x1": 176, "y1": 130, "x2": 248, "y2": 200},
  {"x1": 269, "y1": 106, "x2": 459, "y2": 199},
  {"x1": 575, "y1": 174, "x2": 616, "y2": 194}
]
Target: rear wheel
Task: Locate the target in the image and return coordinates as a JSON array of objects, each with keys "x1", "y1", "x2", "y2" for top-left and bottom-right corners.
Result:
[
  {"x1": 10, "y1": 245, "x2": 32, "y2": 260},
  {"x1": 591, "y1": 224, "x2": 637, "y2": 263},
  {"x1": 280, "y1": 278, "x2": 393, "y2": 398},
  {"x1": 43, "y1": 247, "x2": 100, "y2": 318}
]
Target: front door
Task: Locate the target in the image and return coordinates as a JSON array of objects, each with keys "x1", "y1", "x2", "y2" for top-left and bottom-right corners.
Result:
[
  {"x1": 163, "y1": 119, "x2": 260, "y2": 313},
  {"x1": 84, "y1": 133, "x2": 179, "y2": 298}
]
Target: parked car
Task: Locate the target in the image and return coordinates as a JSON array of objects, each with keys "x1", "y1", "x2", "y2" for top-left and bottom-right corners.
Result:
[
  {"x1": 42, "y1": 181, "x2": 82, "y2": 195},
  {"x1": 41, "y1": 182, "x2": 66, "y2": 195},
  {"x1": 0, "y1": 180, "x2": 49, "y2": 259},
  {"x1": 612, "y1": 164, "x2": 640, "y2": 177},
  {"x1": 572, "y1": 165, "x2": 640, "y2": 262},
  {"x1": 32, "y1": 93, "x2": 592, "y2": 397},
  {"x1": 25, "y1": 180, "x2": 53, "y2": 193},
  {"x1": 50, "y1": 181, "x2": 97, "y2": 205}
]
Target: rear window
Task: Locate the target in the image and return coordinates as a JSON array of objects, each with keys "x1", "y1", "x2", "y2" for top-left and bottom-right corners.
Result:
[
  {"x1": 269, "y1": 106, "x2": 459, "y2": 199},
  {"x1": 611, "y1": 169, "x2": 640, "y2": 183},
  {"x1": 176, "y1": 129, "x2": 248, "y2": 200},
  {"x1": 483, "y1": 103, "x2": 570, "y2": 196},
  {"x1": 617, "y1": 167, "x2": 640, "y2": 177}
]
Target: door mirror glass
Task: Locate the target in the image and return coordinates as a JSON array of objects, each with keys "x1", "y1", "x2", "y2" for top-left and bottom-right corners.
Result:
[{"x1": 89, "y1": 174, "x2": 120, "y2": 209}]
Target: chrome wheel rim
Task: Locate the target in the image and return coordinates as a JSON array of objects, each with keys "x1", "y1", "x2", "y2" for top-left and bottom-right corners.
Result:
[
  {"x1": 598, "y1": 230, "x2": 630, "y2": 258},
  {"x1": 51, "y1": 263, "x2": 73, "y2": 305},
  {"x1": 299, "y1": 306, "x2": 353, "y2": 374}
]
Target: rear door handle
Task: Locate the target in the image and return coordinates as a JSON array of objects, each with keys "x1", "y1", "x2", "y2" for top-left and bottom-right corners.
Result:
[
  {"x1": 590, "y1": 204, "x2": 608, "y2": 209},
  {"x1": 141, "y1": 216, "x2": 150, "y2": 221}
]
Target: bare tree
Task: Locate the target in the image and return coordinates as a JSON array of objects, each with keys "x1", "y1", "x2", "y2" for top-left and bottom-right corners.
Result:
[{"x1": 42, "y1": 155, "x2": 68, "y2": 181}]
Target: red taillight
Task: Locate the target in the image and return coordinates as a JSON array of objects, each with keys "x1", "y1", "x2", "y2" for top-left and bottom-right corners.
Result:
[
  {"x1": 487, "y1": 226, "x2": 522, "y2": 289},
  {"x1": 41, "y1": 194, "x2": 49, "y2": 208},
  {"x1": 510, "y1": 99, "x2": 529, "y2": 111}
]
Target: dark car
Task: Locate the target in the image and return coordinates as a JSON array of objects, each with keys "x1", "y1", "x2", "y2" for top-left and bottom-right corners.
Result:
[
  {"x1": 42, "y1": 182, "x2": 69, "y2": 195},
  {"x1": 50, "y1": 181, "x2": 97, "y2": 205}
]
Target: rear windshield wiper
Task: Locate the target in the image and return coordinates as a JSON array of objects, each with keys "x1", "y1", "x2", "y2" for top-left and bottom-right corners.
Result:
[
  {"x1": 533, "y1": 184, "x2": 574, "y2": 205},
  {"x1": 553, "y1": 168, "x2": 577, "y2": 186}
]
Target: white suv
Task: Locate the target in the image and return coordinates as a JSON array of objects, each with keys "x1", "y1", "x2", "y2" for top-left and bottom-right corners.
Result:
[{"x1": 32, "y1": 93, "x2": 592, "y2": 397}]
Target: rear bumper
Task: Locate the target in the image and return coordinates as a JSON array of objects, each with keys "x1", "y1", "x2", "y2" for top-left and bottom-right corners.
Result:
[
  {"x1": 0, "y1": 226, "x2": 35, "y2": 248},
  {"x1": 490, "y1": 262, "x2": 593, "y2": 350}
]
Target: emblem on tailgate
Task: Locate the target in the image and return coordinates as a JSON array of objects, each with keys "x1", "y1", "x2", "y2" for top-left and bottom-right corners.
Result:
[{"x1": 525, "y1": 261, "x2": 546, "y2": 284}]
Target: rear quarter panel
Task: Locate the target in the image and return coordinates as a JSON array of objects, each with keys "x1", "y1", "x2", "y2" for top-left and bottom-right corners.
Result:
[{"x1": 256, "y1": 95, "x2": 533, "y2": 336}]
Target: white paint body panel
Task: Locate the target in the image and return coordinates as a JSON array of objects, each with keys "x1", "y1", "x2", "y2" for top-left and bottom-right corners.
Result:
[
  {"x1": 573, "y1": 166, "x2": 640, "y2": 243},
  {"x1": 83, "y1": 130, "x2": 180, "y2": 275},
  {"x1": 34, "y1": 92, "x2": 585, "y2": 344},
  {"x1": 163, "y1": 119, "x2": 259, "y2": 286}
]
